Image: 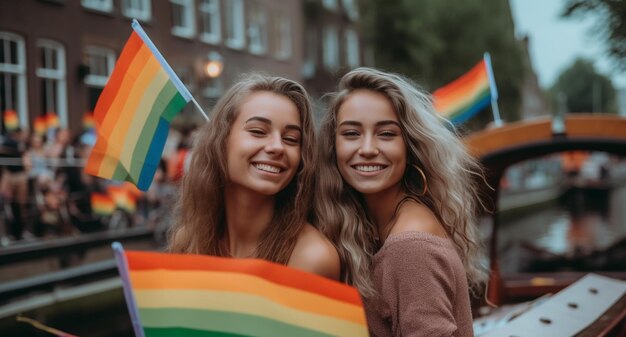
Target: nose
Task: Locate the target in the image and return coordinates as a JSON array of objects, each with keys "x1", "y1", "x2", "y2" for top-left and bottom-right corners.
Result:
[
  {"x1": 358, "y1": 134, "x2": 379, "y2": 157},
  {"x1": 264, "y1": 132, "x2": 285, "y2": 155}
]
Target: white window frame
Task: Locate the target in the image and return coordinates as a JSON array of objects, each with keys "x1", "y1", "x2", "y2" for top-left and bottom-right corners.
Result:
[
  {"x1": 247, "y1": 3, "x2": 267, "y2": 55},
  {"x1": 81, "y1": 0, "x2": 113, "y2": 13},
  {"x1": 170, "y1": 0, "x2": 196, "y2": 38},
  {"x1": 84, "y1": 46, "x2": 115, "y2": 87},
  {"x1": 36, "y1": 39, "x2": 68, "y2": 128},
  {"x1": 322, "y1": 0, "x2": 338, "y2": 11},
  {"x1": 199, "y1": 0, "x2": 221, "y2": 44},
  {"x1": 344, "y1": 28, "x2": 359, "y2": 68},
  {"x1": 122, "y1": 0, "x2": 152, "y2": 21},
  {"x1": 0, "y1": 32, "x2": 28, "y2": 130},
  {"x1": 202, "y1": 77, "x2": 223, "y2": 99},
  {"x1": 341, "y1": 0, "x2": 359, "y2": 21},
  {"x1": 323, "y1": 26, "x2": 339, "y2": 70},
  {"x1": 225, "y1": 0, "x2": 245, "y2": 50},
  {"x1": 302, "y1": 27, "x2": 317, "y2": 78},
  {"x1": 273, "y1": 14, "x2": 291, "y2": 60}
]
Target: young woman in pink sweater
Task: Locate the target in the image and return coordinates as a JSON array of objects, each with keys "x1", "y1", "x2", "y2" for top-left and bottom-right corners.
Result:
[{"x1": 315, "y1": 68, "x2": 488, "y2": 336}]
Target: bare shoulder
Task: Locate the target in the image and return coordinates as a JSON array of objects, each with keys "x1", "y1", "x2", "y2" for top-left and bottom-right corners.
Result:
[
  {"x1": 389, "y1": 202, "x2": 448, "y2": 238},
  {"x1": 288, "y1": 223, "x2": 341, "y2": 281}
]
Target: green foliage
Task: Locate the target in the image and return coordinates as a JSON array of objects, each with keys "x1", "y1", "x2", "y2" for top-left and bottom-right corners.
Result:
[
  {"x1": 360, "y1": 0, "x2": 527, "y2": 129},
  {"x1": 562, "y1": 0, "x2": 626, "y2": 70},
  {"x1": 550, "y1": 58, "x2": 616, "y2": 113}
]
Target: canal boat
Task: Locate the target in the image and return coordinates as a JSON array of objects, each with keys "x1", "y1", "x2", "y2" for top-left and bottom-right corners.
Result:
[{"x1": 465, "y1": 114, "x2": 626, "y2": 335}]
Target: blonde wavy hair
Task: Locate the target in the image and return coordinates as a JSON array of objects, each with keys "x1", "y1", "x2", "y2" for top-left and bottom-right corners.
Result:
[
  {"x1": 168, "y1": 74, "x2": 316, "y2": 265},
  {"x1": 315, "y1": 67, "x2": 488, "y2": 298}
]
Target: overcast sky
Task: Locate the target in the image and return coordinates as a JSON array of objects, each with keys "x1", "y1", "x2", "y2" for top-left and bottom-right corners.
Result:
[{"x1": 509, "y1": 0, "x2": 626, "y2": 90}]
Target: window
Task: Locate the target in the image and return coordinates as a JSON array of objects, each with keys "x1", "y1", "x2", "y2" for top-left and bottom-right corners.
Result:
[
  {"x1": 122, "y1": 0, "x2": 151, "y2": 21},
  {"x1": 323, "y1": 26, "x2": 339, "y2": 70},
  {"x1": 81, "y1": 0, "x2": 113, "y2": 13},
  {"x1": 84, "y1": 46, "x2": 115, "y2": 111},
  {"x1": 341, "y1": 0, "x2": 358, "y2": 21},
  {"x1": 170, "y1": 0, "x2": 195, "y2": 38},
  {"x1": 0, "y1": 32, "x2": 28, "y2": 132},
  {"x1": 272, "y1": 14, "x2": 291, "y2": 60},
  {"x1": 36, "y1": 39, "x2": 67, "y2": 128},
  {"x1": 322, "y1": 0, "x2": 338, "y2": 11},
  {"x1": 302, "y1": 27, "x2": 317, "y2": 78},
  {"x1": 199, "y1": 0, "x2": 221, "y2": 44},
  {"x1": 344, "y1": 28, "x2": 359, "y2": 68},
  {"x1": 225, "y1": 0, "x2": 245, "y2": 49},
  {"x1": 175, "y1": 67, "x2": 195, "y2": 116},
  {"x1": 247, "y1": 2, "x2": 267, "y2": 55}
]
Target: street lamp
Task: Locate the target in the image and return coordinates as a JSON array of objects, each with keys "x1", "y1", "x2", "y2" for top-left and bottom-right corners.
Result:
[{"x1": 204, "y1": 51, "x2": 223, "y2": 78}]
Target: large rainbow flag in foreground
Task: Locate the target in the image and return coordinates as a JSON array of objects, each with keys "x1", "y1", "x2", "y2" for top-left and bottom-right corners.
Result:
[
  {"x1": 85, "y1": 19, "x2": 191, "y2": 191},
  {"x1": 113, "y1": 243, "x2": 369, "y2": 337},
  {"x1": 432, "y1": 53, "x2": 498, "y2": 124}
]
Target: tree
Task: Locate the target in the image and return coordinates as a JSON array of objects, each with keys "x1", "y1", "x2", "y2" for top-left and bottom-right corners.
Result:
[
  {"x1": 563, "y1": 0, "x2": 626, "y2": 70},
  {"x1": 550, "y1": 58, "x2": 616, "y2": 113},
  {"x1": 360, "y1": 0, "x2": 528, "y2": 129}
]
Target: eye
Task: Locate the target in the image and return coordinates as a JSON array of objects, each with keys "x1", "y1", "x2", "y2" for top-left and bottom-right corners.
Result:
[
  {"x1": 283, "y1": 136, "x2": 300, "y2": 145},
  {"x1": 379, "y1": 130, "x2": 398, "y2": 137},
  {"x1": 340, "y1": 130, "x2": 360, "y2": 137},
  {"x1": 248, "y1": 128, "x2": 266, "y2": 136}
]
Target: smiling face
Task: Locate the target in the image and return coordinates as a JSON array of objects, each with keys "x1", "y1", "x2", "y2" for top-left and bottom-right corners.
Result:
[
  {"x1": 225, "y1": 91, "x2": 302, "y2": 196},
  {"x1": 335, "y1": 89, "x2": 407, "y2": 196}
]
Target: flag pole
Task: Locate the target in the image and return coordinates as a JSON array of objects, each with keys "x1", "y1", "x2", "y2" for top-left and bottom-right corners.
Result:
[
  {"x1": 484, "y1": 52, "x2": 503, "y2": 127},
  {"x1": 112, "y1": 242, "x2": 146, "y2": 337},
  {"x1": 131, "y1": 19, "x2": 210, "y2": 122}
]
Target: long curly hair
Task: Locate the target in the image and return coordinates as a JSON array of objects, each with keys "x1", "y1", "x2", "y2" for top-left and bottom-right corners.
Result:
[
  {"x1": 168, "y1": 74, "x2": 316, "y2": 265},
  {"x1": 315, "y1": 67, "x2": 488, "y2": 298}
]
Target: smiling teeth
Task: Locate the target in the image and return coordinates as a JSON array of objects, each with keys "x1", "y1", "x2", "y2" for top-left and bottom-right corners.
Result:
[
  {"x1": 355, "y1": 165, "x2": 385, "y2": 172},
  {"x1": 254, "y1": 163, "x2": 281, "y2": 173}
]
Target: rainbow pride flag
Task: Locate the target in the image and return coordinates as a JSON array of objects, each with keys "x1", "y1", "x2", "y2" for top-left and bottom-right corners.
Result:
[
  {"x1": 112, "y1": 243, "x2": 369, "y2": 337},
  {"x1": 91, "y1": 192, "x2": 115, "y2": 216},
  {"x1": 433, "y1": 54, "x2": 498, "y2": 124},
  {"x1": 34, "y1": 116, "x2": 47, "y2": 135},
  {"x1": 3, "y1": 109, "x2": 19, "y2": 131},
  {"x1": 83, "y1": 111, "x2": 95, "y2": 130},
  {"x1": 46, "y1": 112, "x2": 60, "y2": 130},
  {"x1": 107, "y1": 184, "x2": 138, "y2": 213},
  {"x1": 85, "y1": 19, "x2": 192, "y2": 191}
]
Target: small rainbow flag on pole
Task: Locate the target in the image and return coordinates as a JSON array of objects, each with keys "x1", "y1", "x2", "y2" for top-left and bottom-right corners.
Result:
[
  {"x1": 85, "y1": 19, "x2": 193, "y2": 191},
  {"x1": 34, "y1": 116, "x2": 47, "y2": 135},
  {"x1": 112, "y1": 243, "x2": 369, "y2": 337},
  {"x1": 3, "y1": 110, "x2": 19, "y2": 131},
  {"x1": 433, "y1": 52, "x2": 501, "y2": 125},
  {"x1": 46, "y1": 112, "x2": 60, "y2": 130}
]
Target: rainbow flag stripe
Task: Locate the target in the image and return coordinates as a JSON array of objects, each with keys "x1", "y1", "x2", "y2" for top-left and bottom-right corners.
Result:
[
  {"x1": 83, "y1": 112, "x2": 95, "y2": 130},
  {"x1": 113, "y1": 244, "x2": 369, "y2": 337},
  {"x1": 34, "y1": 116, "x2": 47, "y2": 135},
  {"x1": 3, "y1": 110, "x2": 19, "y2": 131},
  {"x1": 46, "y1": 112, "x2": 60, "y2": 129},
  {"x1": 432, "y1": 59, "x2": 492, "y2": 124},
  {"x1": 107, "y1": 184, "x2": 138, "y2": 213},
  {"x1": 85, "y1": 19, "x2": 191, "y2": 191},
  {"x1": 91, "y1": 192, "x2": 115, "y2": 216}
]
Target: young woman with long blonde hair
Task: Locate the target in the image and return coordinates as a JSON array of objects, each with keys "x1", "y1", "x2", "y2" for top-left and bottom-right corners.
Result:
[
  {"x1": 315, "y1": 68, "x2": 488, "y2": 336},
  {"x1": 169, "y1": 74, "x2": 339, "y2": 280}
]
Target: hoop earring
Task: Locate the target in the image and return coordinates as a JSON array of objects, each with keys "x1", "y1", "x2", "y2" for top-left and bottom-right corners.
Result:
[{"x1": 412, "y1": 164, "x2": 428, "y2": 196}]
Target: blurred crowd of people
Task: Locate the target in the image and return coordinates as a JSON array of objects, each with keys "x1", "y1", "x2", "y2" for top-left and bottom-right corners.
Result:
[{"x1": 0, "y1": 126, "x2": 195, "y2": 247}]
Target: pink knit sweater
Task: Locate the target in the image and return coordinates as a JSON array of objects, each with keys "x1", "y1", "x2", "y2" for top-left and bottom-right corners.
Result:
[{"x1": 364, "y1": 231, "x2": 474, "y2": 337}]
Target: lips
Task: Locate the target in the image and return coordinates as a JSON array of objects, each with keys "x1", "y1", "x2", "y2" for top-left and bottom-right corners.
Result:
[
  {"x1": 352, "y1": 164, "x2": 387, "y2": 172},
  {"x1": 253, "y1": 162, "x2": 284, "y2": 173}
]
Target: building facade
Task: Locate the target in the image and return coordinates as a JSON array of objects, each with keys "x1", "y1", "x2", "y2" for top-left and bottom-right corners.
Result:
[{"x1": 0, "y1": 0, "x2": 362, "y2": 135}]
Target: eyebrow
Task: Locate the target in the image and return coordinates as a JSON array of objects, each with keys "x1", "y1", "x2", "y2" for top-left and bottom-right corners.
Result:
[
  {"x1": 337, "y1": 120, "x2": 401, "y2": 128},
  {"x1": 244, "y1": 116, "x2": 302, "y2": 133}
]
